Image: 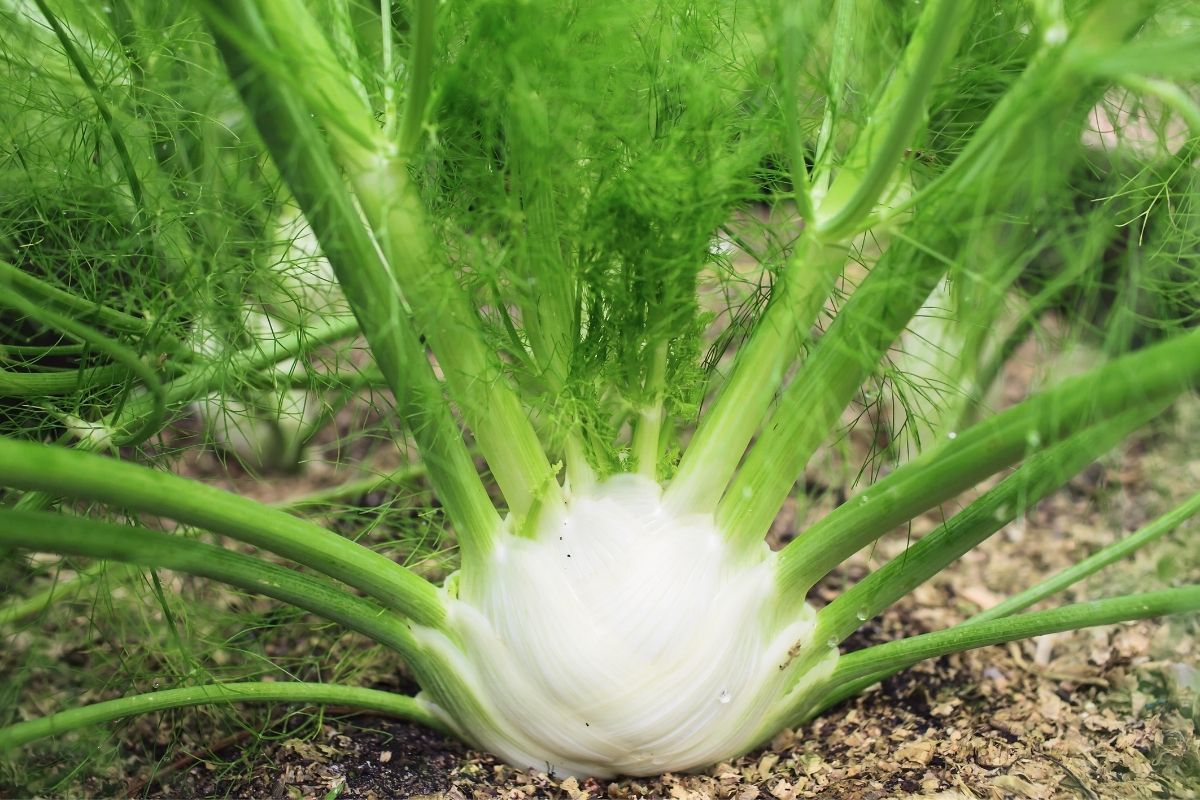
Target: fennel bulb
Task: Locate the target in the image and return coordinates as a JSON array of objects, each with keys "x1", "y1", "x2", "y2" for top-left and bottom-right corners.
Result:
[{"x1": 419, "y1": 475, "x2": 830, "y2": 778}]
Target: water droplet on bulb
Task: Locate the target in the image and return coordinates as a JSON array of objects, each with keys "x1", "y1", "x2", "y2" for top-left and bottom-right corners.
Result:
[{"x1": 718, "y1": 690, "x2": 732, "y2": 704}]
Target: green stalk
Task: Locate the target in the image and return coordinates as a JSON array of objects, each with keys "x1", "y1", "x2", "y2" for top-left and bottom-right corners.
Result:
[
  {"x1": 808, "y1": 0, "x2": 857, "y2": 199},
  {"x1": 969, "y1": 492, "x2": 1200, "y2": 624},
  {"x1": 203, "y1": 0, "x2": 555, "y2": 535},
  {"x1": 666, "y1": 236, "x2": 846, "y2": 514},
  {"x1": 813, "y1": 0, "x2": 971, "y2": 241},
  {"x1": 0, "y1": 682, "x2": 445, "y2": 752},
  {"x1": 883, "y1": 0, "x2": 1154, "y2": 226},
  {"x1": 775, "y1": 0, "x2": 821, "y2": 221},
  {"x1": 718, "y1": 235, "x2": 947, "y2": 548},
  {"x1": 0, "y1": 364, "x2": 131, "y2": 398},
  {"x1": 0, "y1": 273, "x2": 166, "y2": 447},
  {"x1": 1, "y1": 460, "x2": 436, "y2": 626},
  {"x1": 826, "y1": 585, "x2": 1200, "y2": 690},
  {"x1": 198, "y1": 3, "x2": 502, "y2": 563},
  {"x1": 0, "y1": 438, "x2": 445, "y2": 628},
  {"x1": 632, "y1": 344, "x2": 668, "y2": 479},
  {"x1": 398, "y1": 0, "x2": 437, "y2": 155},
  {"x1": 775, "y1": 328, "x2": 1200, "y2": 599},
  {"x1": 0, "y1": 510, "x2": 423, "y2": 661},
  {"x1": 0, "y1": 260, "x2": 173, "y2": 346},
  {"x1": 668, "y1": 0, "x2": 966, "y2": 516},
  {"x1": 813, "y1": 406, "x2": 1158, "y2": 648}
]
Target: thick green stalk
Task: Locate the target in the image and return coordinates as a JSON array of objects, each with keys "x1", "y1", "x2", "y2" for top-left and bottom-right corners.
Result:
[
  {"x1": 199, "y1": 2, "x2": 503, "y2": 561},
  {"x1": 718, "y1": 236, "x2": 946, "y2": 548},
  {"x1": 666, "y1": 236, "x2": 845, "y2": 515},
  {"x1": 398, "y1": 0, "x2": 437, "y2": 154},
  {"x1": 813, "y1": 407, "x2": 1158, "y2": 648},
  {"x1": 0, "y1": 510, "x2": 423, "y2": 660},
  {"x1": 203, "y1": 0, "x2": 556, "y2": 532},
  {"x1": 0, "y1": 364, "x2": 131, "y2": 398},
  {"x1": 668, "y1": 0, "x2": 966, "y2": 516},
  {"x1": 804, "y1": 585, "x2": 1200, "y2": 721},
  {"x1": 0, "y1": 682, "x2": 444, "y2": 752},
  {"x1": 775, "y1": 328, "x2": 1200, "y2": 598},
  {"x1": 813, "y1": 0, "x2": 971, "y2": 241},
  {"x1": 969, "y1": 492, "x2": 1200, "y2": 624},
  {"x1": 827, "y1": 585, "x2": 1200, "y2": 690},
  {"x1": 0, "y1": 438, "x2": 445, "y2": 628}
]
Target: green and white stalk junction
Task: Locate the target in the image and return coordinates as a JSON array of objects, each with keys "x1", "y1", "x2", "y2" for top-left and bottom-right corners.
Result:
[{"x1": 1, "y1": 0, "x2": 1199, "y2": 780}]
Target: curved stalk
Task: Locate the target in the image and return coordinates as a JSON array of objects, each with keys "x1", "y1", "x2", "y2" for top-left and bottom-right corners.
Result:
[
  {"x1": 0, "y1": 510, "x2": 424, "y2": 660},
  {"x1": 827, "y1": 585, "x2": 1200, "y2": 690},
  {"x1": 718, "y1": 234, "x2": 948, "y2": 547},
  {"x1": 813, "y1": 0, "x2": 971, "y2": 241},
  {"x1": 813, "y1": 406, "x2": 1158, "y2": 647},
  {"x1": 0, "y1": 438, "x2": 445, "y2": 628},
  {"x1": 197, "y1": 4, "x2": 504, "y2": 561},
  {"x1": 0, "y1": 274, "x2": 166, "y2": 447},
  {"x1": 0, "y1": 682, "x2": 445, "y2": 752},
  {"x1": 202, "y1": 0, "x2": 557, "y2": 531},
  {"x1": 969, "y1": 491, "x2": 1200, "y2": 623},
  {"x1": 776, "y1": 327, "x2": 1200, "y2": 599}
]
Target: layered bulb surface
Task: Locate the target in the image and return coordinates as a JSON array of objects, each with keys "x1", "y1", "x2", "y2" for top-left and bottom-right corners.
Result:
[{"x1": 418, "y1": 475, "x2": 828, "y2": 777}]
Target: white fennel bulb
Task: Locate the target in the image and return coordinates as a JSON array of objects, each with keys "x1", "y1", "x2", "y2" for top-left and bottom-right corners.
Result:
[{"x1": 416, "y1": 475, "x2": 832, "y2": 778}]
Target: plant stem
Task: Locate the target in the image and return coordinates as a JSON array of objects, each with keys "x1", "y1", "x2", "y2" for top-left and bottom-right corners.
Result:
[
  {"x1": 0, "y1": 682, "x2": 445, "y2": 752},
  {"x1": 632, "y1": 344, "x2": 668, "y2": 479},
  {"x1": 398, "y1": 0, "x2": 436, "y2": 155},
  {"x1": 200, "y1": 3, "x2": 503, "y2": 561},
  {"x1": 206, "y1": 0, "x2": 555, "y2": 535},
  {"x1": 0, "y1": 438, "x2": 445, "y2": 628},
  {"x1": 0, "y1": 364, "x2": 132, "y2": 398},
  {"x1": 970, "y1": 491, "x2": 1200, "y2": 623},
  {"x1": 0, "y1": 509, "x2": 425, "y2": 658},
  {"x1": 827, "y1": 585, "x2": 1200, "y2": 689},
  {"x1": 775, "y1": 328, "x2": 1200, "y2": 599},
  {"x1": 718, "y1": 235, "x2": 947, "y2": 549},
  {"x1": 812, "y1": 0, "x2": 970, "y2": 241},
  {"x1": 813, "y1": 406, "x2": 1159, "y2": 650},
  {"x1": 666, "y1": 236, "x2": 845, "y2": 515}
]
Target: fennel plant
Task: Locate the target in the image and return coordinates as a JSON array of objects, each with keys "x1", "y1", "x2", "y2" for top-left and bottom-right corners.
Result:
[{"x1": 1, "y1": 0, "x2": 1199, "y2": 780}]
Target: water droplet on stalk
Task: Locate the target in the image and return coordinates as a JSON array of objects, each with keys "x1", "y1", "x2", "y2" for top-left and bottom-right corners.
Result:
[
  {"x1": 947, "y1": 431, "x2": 957, "y2": 440},
  {"x1": 855, "y1": 608, "x2": 869, "y2": 621}
]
